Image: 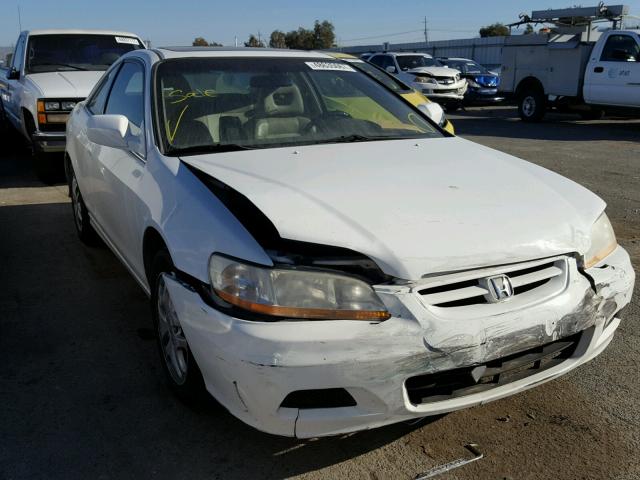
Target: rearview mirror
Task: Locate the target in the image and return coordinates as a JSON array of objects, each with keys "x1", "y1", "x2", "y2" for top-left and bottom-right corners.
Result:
[
  {"x1": 6, "y1": 68, "x2": 19, "y2": 80},
  {"x1": 417, "y1": 102, "x2": 445, "y2": 126},
  {"x1": 87, "y1": 114, "x2": 130, "y2": 149},
  {"x1": 385, "y1": 65, "x2": 397, "y2": 74}
]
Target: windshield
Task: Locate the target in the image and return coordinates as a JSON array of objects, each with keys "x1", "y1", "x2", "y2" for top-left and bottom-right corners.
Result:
[
  {"x1": 442, "y1": 60, "x2": 489, "y2": 75},
  {"x1": 396, "y1": 56, "x2": 443, "y2": 71},
  {"x1": 156, "y1": 57, "x2": 442, "y2": 154},
  {"x1": 26, "y1": 34, "x2": 142, "y2": 73}
]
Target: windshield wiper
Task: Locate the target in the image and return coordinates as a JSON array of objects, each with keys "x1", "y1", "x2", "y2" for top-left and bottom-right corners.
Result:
[
  {"x1": 168, "y1": 143, "x2": 256, "y2": 156},
  {"x1": 312, "y1": 134, "x2": 416, "y2": 145},
  {"x1": 30, "y1": 62, "x2": 89, "y2": 71}
]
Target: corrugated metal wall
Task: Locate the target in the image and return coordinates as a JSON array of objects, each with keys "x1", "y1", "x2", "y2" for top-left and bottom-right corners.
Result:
[{"x1": 333, "y1": 37, "x2": 506, "y2": 66}]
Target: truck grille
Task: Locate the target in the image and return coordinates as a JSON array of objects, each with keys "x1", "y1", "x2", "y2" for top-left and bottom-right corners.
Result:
[{"x1": 418, "y1": 257, "x2": 567, "y2": 309}]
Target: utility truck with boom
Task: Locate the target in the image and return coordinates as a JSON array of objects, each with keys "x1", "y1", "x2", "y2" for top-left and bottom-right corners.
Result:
[{"x1": 499, "y1": 4, "x2": 640, "y2": 121}]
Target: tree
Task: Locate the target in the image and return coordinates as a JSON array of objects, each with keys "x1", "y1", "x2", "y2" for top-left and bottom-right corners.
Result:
[
  {"x1": 281, "y1": 20, "x2": 335, "y2": 50},
  {"x1": 245, "y1": 34, "x2": 265, "y2": 48},
  {"x1": 524, "y1": 24, "x2": 534, "y2": 35},
  {"x1": 192, "y1": 37, "x2": 223, "y2": 47},
  {"x1": 284, "y1": 28, "x2": 314, "y2": 49},
  {"x1": 313, "y1": 20, "x2": 336, "y2": 49},
  {"x1": 269, "y1": 30, "x2": 287, "y2": 49},
  {"x1": 479, "y1": 23, "x2": 511, "y2": 37},
  {"x1": 192, "y1": 37, "x2": 209, "y2": 46}
]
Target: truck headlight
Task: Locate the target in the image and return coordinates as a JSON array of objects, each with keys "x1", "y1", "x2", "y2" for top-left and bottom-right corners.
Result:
[
  {"x1": 44, "y1": 101, "x2": 61, "y2": 111},
  {"x1": 584, "y1": 213, "x2": 617, "y2": 268},
  {"x1": 61, "y1": 101, "x2": 77, "y2": 110},
  {"x1": 209, "y1": 254, "x2": 390, "y2": 321}
]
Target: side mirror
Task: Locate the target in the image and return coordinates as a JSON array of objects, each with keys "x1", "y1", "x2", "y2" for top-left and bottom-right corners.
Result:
[
  {"x1": 87, "y1": 114, "x2": 130, "y2": 149},
  {"x1": 385, "y1": 65, "x2": 397, "y2": 74},
  {"x1": 6, "y1": 68, "x2": 19, "y2": 80},
  {"x1": 417, "y1": 102, "x2": 445, "y2": 126}
]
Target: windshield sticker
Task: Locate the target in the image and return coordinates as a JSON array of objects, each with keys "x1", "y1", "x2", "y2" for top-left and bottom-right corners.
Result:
[
  {"x1": 305, "y1": 62, "x2": 355, "y2": 72},
  {"x1": 167, "y1": 88, "x2": 217, "y2": 104},
  {"x1": 115, "y1": 36, "x2": 140, "y2": 45}
]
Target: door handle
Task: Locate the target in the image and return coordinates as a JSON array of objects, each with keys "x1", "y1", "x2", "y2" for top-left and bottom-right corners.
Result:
[{"x1": 594, "y1": 66, "x2": 604, "y2": 73}]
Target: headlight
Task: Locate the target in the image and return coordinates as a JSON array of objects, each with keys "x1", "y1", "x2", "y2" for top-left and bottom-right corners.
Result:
[
  {"x1": 414, "y1": 76, "x2": 437, "y2": 85},
  {"x1": 61, "y1": 101, "x2": 77, "y2": 110},
  {"x1": 584, "y1": 213, "x2": 617, "y2": 268},
  {"x1": 209, "y1": 254, "x2": 391, "y2": 321},
  {"x1": 44, "y1": 101, "x2": 60, "y2": 111}
]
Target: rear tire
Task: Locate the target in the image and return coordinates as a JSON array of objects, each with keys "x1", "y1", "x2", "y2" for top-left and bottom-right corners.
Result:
[
  {"x1": 68, "y1": 163, "x2": 99, "y2": 245},
  {"x1": 150, "y1": 250, "x2": 207, "y2": 404},
  {"x1": 518, "y1": 87, "x2": 546, "y2": 122}
]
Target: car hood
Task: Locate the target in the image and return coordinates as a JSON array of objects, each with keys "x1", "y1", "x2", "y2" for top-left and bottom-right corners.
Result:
[
  {"x1": 26, "y1": 71, "x2": 104, "y2": 98},
  {"x1": 409, "y1": 66, "x2": 459, "y2": 77},
  {"x1": 182, "y1": 137, "x2": 605, "y2": 280}
]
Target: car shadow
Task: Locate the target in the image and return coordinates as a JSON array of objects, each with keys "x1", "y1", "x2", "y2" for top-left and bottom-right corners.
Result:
[
  {"x1": 450, "y1": 106, "x2": 640, "y2": 142},
  {"x1": 0, "y1": 200, "x2": 443, "y2": 479}
]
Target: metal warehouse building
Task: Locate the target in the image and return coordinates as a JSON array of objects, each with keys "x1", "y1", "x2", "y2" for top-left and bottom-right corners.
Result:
[{"x1": 334, "y1": 37, "x2": 506, "y2": 68}]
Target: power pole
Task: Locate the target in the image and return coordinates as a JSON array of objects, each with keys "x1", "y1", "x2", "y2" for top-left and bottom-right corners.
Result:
[{"x1": 423, "y1": 16, "x2": 429, "y2": 46}]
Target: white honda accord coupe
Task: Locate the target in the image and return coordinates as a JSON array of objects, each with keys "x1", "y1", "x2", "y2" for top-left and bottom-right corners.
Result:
[{"x1": 65, "y1": 47, "x2": 635, "y2": 438}]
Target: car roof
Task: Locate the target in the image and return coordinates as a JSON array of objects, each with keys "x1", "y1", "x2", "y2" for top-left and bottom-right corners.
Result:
[
  {"x1": 442, "y1": 57, "x2": 475, "y2": 62},
  {"x1": 155, "y1": 47, "x2": 334, "y2": 59},
  {"x1": 379, "y1": 52, "x2": 433, "y2": 57},
  {"x1": 325, "y1": 51, "x2": 356, "y2": 59},
  {"x1": 25, "y1": 29, "x2": 141, "y2": 37}
]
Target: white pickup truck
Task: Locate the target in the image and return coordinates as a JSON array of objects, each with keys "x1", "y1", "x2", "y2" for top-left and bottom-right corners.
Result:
[
  {"x1": 499, "y1": 5, "x2": 640, "y2": 121},
  {"x1": 0, "y1": 29, "x2": 144, "y2": 176}
]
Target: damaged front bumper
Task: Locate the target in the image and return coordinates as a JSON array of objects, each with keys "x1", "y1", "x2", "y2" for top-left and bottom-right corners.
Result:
[{"x1": 164, "y1": 247, "x2": 634, "y2": 438}]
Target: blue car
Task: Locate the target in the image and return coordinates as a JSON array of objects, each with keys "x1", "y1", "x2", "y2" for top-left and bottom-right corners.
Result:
[{"x1": 439, "y1": 57, "x2": 504, "y2": 104}]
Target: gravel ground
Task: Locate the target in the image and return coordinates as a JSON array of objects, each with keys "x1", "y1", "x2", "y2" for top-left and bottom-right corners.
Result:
[{"x1": 0, "y1": 107, "x2": 638, "y2": 480}]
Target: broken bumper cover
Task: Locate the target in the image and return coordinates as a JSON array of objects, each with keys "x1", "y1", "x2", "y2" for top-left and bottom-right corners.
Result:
[{"x1": 164, "y1": 247, "x2": 634, "y2": 438}]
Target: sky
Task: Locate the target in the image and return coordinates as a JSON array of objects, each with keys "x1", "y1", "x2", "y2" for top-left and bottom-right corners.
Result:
[{"x1": 1, "y1": 0, "x2": 640, "y2": 47}]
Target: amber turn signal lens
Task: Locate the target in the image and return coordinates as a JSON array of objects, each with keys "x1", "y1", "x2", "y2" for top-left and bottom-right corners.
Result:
[{"x1": 216, "y1": 290, "x2": 391, "y2": 321}]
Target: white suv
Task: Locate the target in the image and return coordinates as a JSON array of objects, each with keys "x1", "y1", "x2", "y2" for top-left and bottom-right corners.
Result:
[{"x1": 367, "y1": 52, "x2": 467, "y2": 107}]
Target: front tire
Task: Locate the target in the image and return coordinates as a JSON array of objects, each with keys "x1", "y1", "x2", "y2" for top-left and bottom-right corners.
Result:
[
  {"x1": 518, "y1": 87, "x2": 546, "y2": 122},
  {"x1": 150, "y1": 250, "x2": 207, "y2": 403}
]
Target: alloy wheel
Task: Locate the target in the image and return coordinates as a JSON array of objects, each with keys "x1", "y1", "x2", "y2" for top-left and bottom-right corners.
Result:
[{"x1": 156, "y1": 274, "x2": 189, "y2": 385}]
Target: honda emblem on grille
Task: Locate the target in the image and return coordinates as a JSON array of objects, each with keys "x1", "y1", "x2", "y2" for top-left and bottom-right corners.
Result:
[{"x1": 486, "y1": 275, "x2": 514, "y2": 302}]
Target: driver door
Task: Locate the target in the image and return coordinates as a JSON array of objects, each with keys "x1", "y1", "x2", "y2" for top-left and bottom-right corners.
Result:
[
  {"x1": 586, "y1": 33, "x2": 640, "y2": 107},
  {"x1": 92, "y1": 60, "x2": 148, "y2": 277}
]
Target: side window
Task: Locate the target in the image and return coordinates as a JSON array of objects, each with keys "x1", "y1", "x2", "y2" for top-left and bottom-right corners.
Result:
[
  {"x1": 379, "y1": 56, "x2": 396, "y2": 72},
  {"x1": 105, "y1": 61, "x2": 144, "y2": 128},
  {"x1": 12, "y1": 36, "x2": 25, "y2": 71},
  {"x1": 600, "y1": 35, "x2": 640, "y2": 62},
  {"x1": 369, "y1": 55, "x2": 385, "y2": 68},
  {"x1": 87, "y1": 65, "x2": 120, "y2": 114}
]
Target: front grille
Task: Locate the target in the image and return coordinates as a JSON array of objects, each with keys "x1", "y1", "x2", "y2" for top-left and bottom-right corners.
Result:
[
  {"x1": 419, "y1": 257, "x2": 567, "y2": 308},
  {"x1": 431, "y1": 87, "x2": 460, "y2": 94},
  {"x1": 405, "y1": 329, "x2": 585, "y2": 405}
]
